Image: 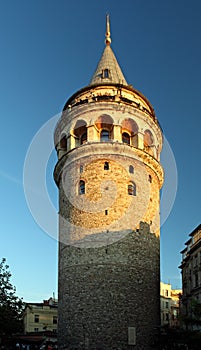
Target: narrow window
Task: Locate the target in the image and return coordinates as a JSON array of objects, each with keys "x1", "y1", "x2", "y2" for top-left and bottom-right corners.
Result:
[
  {"x1": 53, "y1": 316, "x2": 57, "y2": 324},
  {"x1": 122, "y1": 132, "x2": 130, "y2": 145},
  {"x1": 148, "y1": 175, "x2": 152, "y2": 183},
  {"x1": 128, "y1": 182, "x2": 136, "y2": 196},
  {"x1": 129, "y1": 165, "x2": 134, "y2": 174},
  {"x1": 34, "y1": 315, "x2": 39, "y2": 323},
  {"x1": 105, "y1": 210, "x2": 108, "y2": 215},
  {"x1": 80, "y1": 165, "x2": 83, "y2": 173},
  {"x1": 34, "y1": 328, "x2": 39, "y2": 332},
  {"x1": 81, "y1": 132, "x2": 87, "y2": 144},
  {"x1": 79, "y1": 180, "x2": 85, "y2": 195},
  {"x1": 100, "y1": 129, "x2": 110, "y2": 141},
  {"x1": 103, "y1": 69, "x2": 109, "y2": 78},
  {"x1": 104, "y1": 161, "x2": 109, "y2": 170}
]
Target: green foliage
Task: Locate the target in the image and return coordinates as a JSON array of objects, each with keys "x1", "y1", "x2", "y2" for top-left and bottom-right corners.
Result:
[{"x1": 0, "y1": 258, "x2": 24, "y2": 336}]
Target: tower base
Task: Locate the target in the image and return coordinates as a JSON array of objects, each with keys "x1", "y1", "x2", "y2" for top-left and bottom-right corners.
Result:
[{"x1": 58, "y1": 222, "x2": 160, "y2": 350}]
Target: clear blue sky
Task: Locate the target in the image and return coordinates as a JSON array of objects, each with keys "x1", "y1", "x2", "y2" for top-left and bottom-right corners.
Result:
[{"x1": 1, "y1": 0, "x2": 201, "y2": 301}]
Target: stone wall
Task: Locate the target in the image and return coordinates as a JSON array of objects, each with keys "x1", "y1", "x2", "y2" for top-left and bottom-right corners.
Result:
[
  {"x1": 58, "y1": 222, "x2": 160, "y2": 349},
  {"x1": 56, "y1": 143, "x2": 162, "y2": 246}
]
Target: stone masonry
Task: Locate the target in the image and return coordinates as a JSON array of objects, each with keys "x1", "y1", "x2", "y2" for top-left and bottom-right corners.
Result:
[
  {"x1": 54, "y1": 16, "x2": 164, "y2": 350},
  {"x1": 58, "y1": 223, "x2": 160, "y2": 349}
]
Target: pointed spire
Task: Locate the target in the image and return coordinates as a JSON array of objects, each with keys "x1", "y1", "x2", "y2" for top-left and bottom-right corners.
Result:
[
  {"x1": 105, "y1": 14, "x2": 111, "y2": 46},
  {"x1": 90, "y1": 15, "x2": 127, "y2": 86}
]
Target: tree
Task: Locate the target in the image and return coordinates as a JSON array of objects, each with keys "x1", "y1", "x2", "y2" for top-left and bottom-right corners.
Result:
[{"x1": 0, "y1": 258, "x2": 24, "y2": 337}]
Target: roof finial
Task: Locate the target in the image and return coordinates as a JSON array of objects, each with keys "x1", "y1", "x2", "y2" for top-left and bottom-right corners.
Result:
[{"x1": 105, "y1": 14, "x2": 111, "y2": 46}]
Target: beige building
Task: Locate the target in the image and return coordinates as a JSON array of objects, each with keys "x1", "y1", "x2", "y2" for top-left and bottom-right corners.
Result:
[
  {"x1": 160, "y1": 282, "x2": 181, "y2": 328},
  {"x1": 23, "y1": 297, "x2": 58, "y2": 333},
  {"x1": 180, "y1": 224, "x2": 201, "y2": 330}
]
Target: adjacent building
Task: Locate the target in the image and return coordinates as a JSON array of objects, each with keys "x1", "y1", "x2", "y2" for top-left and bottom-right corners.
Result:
[
  {"x1": 160, "y1": 282, "x2": 181, "y2": 328},
  {"x1": 23, "y1": 297, "x2": 58, "y2": 333},
  {"x1": 180, "y1": 224, "x2": 201, "y2": 330}
]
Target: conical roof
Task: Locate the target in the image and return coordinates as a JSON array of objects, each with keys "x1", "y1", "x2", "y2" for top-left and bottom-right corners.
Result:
[{"x1": 90, "y1": 15, "x2": 127, "y2": 86}]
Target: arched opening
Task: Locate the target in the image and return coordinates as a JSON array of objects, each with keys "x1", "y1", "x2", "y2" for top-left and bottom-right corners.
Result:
[
  {"x1": 60, "y1": 134, "x2": 67, "y2": 151},
  {"x1": 81, "y1": 132, "x2": 87, "y2": 144},
  {"x1": 74, "y1": 120, "x2": 87, "y2": 146},
  {"x1": 79, "y1": 180, "x2": 85, "y2": 195},
  {"x1": 128, "y1": 182, "x2": 136, "y2": 196},
  {"x1": 101, "y1": 130, "x2": 110, "y2": 142},
  {"x1": 122, "y1": 118, "x2": 138, "y2": 146},
  {"x1": 144, "y1": 129, "x2": 154, "y2": 147},
  {"x1": 95, "y1": 114, "x2": 114, "y2": 141},
  {"x1": 122, "y1": 132, "x2": 130, "y2": 145},
  {"x1": 144, "y1": 129, "x2": 155, "y2": 156}
]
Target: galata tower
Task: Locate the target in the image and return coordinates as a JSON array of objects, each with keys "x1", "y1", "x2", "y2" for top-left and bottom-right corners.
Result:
[{"x1": 54, "y1": 15, "x2": 164, "y2": 350}]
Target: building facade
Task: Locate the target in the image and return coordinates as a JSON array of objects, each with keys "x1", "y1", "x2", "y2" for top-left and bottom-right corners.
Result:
[
  {"x1": 180, "y1": 224, "x2": 201, "y2": 330},
  {"x1": 54, "y1": 16, "x2": 164, "y2": 349},
  {"x1": 160, "y1": 282, "x2": 181, "y2": 328},
  {"x1": 23, "y1": 298, "x2": 58, "y2": 333}
]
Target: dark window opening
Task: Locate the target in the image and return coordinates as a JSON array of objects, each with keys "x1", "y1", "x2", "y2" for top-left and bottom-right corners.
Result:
[
  {"x1": 34, "y1": 315, "x2": 39, "y2": 323},
  {"x1": 128, "y1": 183, "x2": 136, "y2": 196},
  {"x1": 105, "y1": 210, "x2": 108, "y2": 215},
  {"x1": 81, "y1": 132, "x2": 87, "y2": 144},
  {"x1": 122, "y1": 132, "x2": 130, "y2": 145},
  {"x1": 148, "y1": 175, "x2": 152, "y2": 183},
  {"x1": 103, "y1": 69, "x2": 109, "y2": 78},
  {"x1": 80, "y1": 165, "x2": 83, "y2": 173},
  {"x1": 104, "y1": 161, "x2": 109, "y2": 170},
  {"x1": 100, "y1": 129, "x2": 110, "y2": 141},
  {"x1": 79, "y1": 180, "x2": 85, "y2": 195},
  {"x1": 129, "y1": 165, "x2": 134, "y2": 174},
  {"x1": 53, "y1": 316, "x2": 57, "y2": 324}
]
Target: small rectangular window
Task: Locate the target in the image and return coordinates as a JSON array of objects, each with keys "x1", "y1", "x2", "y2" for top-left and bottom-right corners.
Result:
[
  {"x1": 102, "y1": 69, "x2": 109, "y2": 78},
  {"x1": 104, "y1": 162, "x2": 109, "y2": 170},
  {"x1": 34, "y1": 328, "x2": 39, "y2": 332},
  {"x1": 105, "y1": 210, "x2": 108, "y2": 215},
  {"x1": 129, "y1": 165, "x2": 134, "y2": 174},
  {"x1": 34, "y1": 315, "x2": 39, "y2": 323},
  {"x1": 53, "y1": 316, "x2": 57, "y2": 324},
  {"x1": 79, "y1": 180, "x2": 85, "y2": 195}
]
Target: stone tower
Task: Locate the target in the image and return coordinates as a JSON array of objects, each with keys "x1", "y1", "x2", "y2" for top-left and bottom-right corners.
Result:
[{"x1": 54, "y1": 16, "x2": 164, "y2": 350}]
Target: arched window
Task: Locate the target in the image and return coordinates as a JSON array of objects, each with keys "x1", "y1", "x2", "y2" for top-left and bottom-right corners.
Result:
[
  {"x1": 81, "y1": 132, "x2": 87, "y2": 144},
  {"x1": 122, "y1": 132, "x2": 130, "y2": 145},
  {"x1": 74, "y1": 120, "x2": 87, "y2": 146},
  {"x1": 100, "y1": 129, "x2": 110, "y2": 141},
  {"x1": 129, "y1": 165, "x2": 134, "y2": 174},
  {"x1": 104, "y1": 161, "x2": 109, "y2": 170},
  {"x1": 144, "y1": 130, "x2": 154, "y2": 147},
  {"x1": 60, "y1": 135, "x2": 67, "y2": 150},
  {"x1": 79, "y1": 180, "x2": 85, "y2": 195},
  {"x1": 128, "y1": 182, "x2": 136, "y2": 196}
]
